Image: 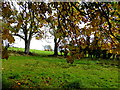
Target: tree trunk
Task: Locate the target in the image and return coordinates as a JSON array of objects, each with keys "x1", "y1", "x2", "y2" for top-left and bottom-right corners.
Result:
[
  {"x1": 54, "y1": 38, "x2": 58, "y2": 56},
  {"x1": 24, "y1": 39, "x2": 31, "y2": 54},
  {"x1": 86, "y1": 36, "x2": 90, "y2": 57}
]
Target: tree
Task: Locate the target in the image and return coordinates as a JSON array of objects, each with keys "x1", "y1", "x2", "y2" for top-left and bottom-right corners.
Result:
[
  {"x1": 46, "y1": 14, "x2": 61, "y2": 55},
  {"x1": 2, "y1": 1, "x2": 119, "y2": 60},
  {"x1": 51, "y1": 2, "x2": 120, "y2": 60},
  {"x1": 46, "y1": 2, "x2": 68, "y2": 56},
  {"x1": 7, "y1": 2, "x2": 49, "y2": 54},
  {"x1": 2, "y1": 2, "x2": 15, "y2": 43},
  {"x1": 47, "y1": 2, "x2": 87, "y2": 58},
  {"x1": 80, "y1": 2, "x2": 120, "y2": 57},
  {"x1": 2, "y1": 2, "x2": 16, "y2": 59}
]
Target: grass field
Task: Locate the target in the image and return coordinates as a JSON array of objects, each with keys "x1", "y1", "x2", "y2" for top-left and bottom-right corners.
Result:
[{"x1": 1, "y1": 47, "x2": 119, "y2": 89}]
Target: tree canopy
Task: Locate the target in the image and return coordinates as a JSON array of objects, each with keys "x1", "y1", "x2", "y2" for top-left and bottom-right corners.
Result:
[{"x1": 1, "y1": 1, "x2": 120, "y2": 60}]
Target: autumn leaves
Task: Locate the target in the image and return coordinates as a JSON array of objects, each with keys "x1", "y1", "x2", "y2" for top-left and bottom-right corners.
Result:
[{"x1": 1, "y1": 2, "x2": 120, "y2": 60}]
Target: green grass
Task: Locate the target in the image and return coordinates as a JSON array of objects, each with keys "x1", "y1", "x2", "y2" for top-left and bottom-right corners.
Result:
[
  {"x1": 8, "y1": 47, "x2": 54, "y2": 56},
  {"x1": 2, "y1": 47, "x2": 119, "y2": 89}
]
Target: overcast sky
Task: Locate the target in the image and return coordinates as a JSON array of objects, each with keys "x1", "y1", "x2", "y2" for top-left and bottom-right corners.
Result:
[
  {"x1": 12, "y1": 35, "x2": 54, "y2": 50},
  {"x1": 11, "y1": 22, "x2": 86, "y2": 50}
]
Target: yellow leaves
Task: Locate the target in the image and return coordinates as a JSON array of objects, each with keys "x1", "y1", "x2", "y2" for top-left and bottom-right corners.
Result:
[
  {"x1": 75, "y1": 29, "x2": 80, "y2": 35},
  {"x1": 103, "y1": 23, "x2": 108, "y2": 28},
  {"x1": 110, "y1": 35, "x2": 114, "y2": 39},
  {"x1": 2, "y1": 7, "x2": 11, "y2": 16},
  {"x1": 74, "y1": 21, "x2": 79, "y2": 25},
  {"x1": 108, "y1": 50, "x2": 113, "y2": 53},
  {"x1": 47, "y1": 16, "x2": 53, "y2": 22},
  {"x1": 101, "y1": 44, "x2": 107, "y2": 50},
  {"x1": 17, "y1": 83, "x2": 21, "y2": 85},
  {"x1": 17, "y1": 23, "x2": 21, "y2": 29},
  {"x1": 107, "y1": 3, "x2": 112, "y2": 8},
  {"x1": 116, "y1": 17, "x2": 120, "y2": 21},
  {"x1": 113, "y1": 14, "x2": 120, "y2": 20},
  {"x1": 9, "y1": 20, "x2": 15, "y2": 23},
  {"x1": 2, "y1": 34, "x2": 15, "y2": 44},
  {"x1": 92, "y1": 27, "x2": 98, "y2": 32},
  {"x1": 77, "y1": 16, "x2": 82, "y2": 21},
  {"x1": 113, "y1": 3, "x2": 120, "y2": 10},
  {"x1": 8, "y1": 34, "x2": 15, "y2": 43},
  {"x1": 91, "y1": 19, "x2": 98, "y2": 26},
  {"x1": 43, "y1": 20, "x2": 48, "y2": 24},
  {"x1": 55, "y1": 32, "x2": 62, "y2": 38},
  {"x1": 38, "y1": 15, "x2": 44, "y2": 21},
  {"x1": 35, "y1": 37, "x2": 40, "y2": 40},
  {"x1": 110, "y1": 10, "x2": 115, "y2": 13},
  {"x1": 3, "y1": 27, "x2": 9, "y2": 35},
  {"x1": 113, "y1": 15, "x2": 119, "y2": 18},
  {"x1": 95, "y1": 12, "x2": 100, "y2": 18},
  {"x1": 35, "y1": 33, "x2": 43, "y2": 40},
  {"x1": 25, "y1": 13, "x2": 30, "y2": 20},
  {"x1": 81, "y1": 45, "x2": 86, "y2": 49},
  {"x1": 17, "y1": 16, "x2": 23, "y2": 24},
  {"x1": 69, "y1": 16, "x2": 74, "y2": 21},
  {"x1": 54, "y1": 21, "x2": 58, "y2": 26},
  {"x1": 86, "y1": 30, "x2": 91, "y2": 36},
  {"x1": 3, "y1": 7, "x2": 9, "y2": 12},
  {"x1": 31, "y1": 4, "x2": 36, "y2": 10},
  {"x1": 39, "y1": 24, "x2": 43, "y2": 28},
  {"x1": 2, "y1": 23, "x2": 15, "y2": 43},
  {"x1": 10, "y1": 37, "x2": 15, "y2": 44},
  {"x1": 95, "y1": 32, "x2": 100, "y2": 37},
  {"x1": 2, "y1": 34, "x2": 7, "y2": 40},
  {"x1": 17, "y1": 2, "x2": 23, "y2": 5}
]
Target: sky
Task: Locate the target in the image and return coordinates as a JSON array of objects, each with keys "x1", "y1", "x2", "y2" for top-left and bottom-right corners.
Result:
[
  {"x1": 11, "y1": 22, "x2": 86, "y2": 50},
  {"x1": 12, "y1": 36, "x2": 54, "y2": 50}
]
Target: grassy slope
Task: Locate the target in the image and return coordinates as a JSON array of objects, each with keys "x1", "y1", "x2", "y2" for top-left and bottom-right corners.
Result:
[{"x1": 2, "y1": 47, "x2": 119, "y2": 88}]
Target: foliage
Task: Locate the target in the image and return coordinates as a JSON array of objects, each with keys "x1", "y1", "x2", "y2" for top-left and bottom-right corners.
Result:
[
  {"x1": 2, "y1": 1, "x2": 50, "y2": 54},
  {"x1": 47, "y1": 2, "x2": 120, "y2": 61},
  {"x1": 2, "y1": 2, "x2": 15, "y2": 43},
  {"x1": 2, "y1": 2, "x2": 120, "y2": 60}
]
